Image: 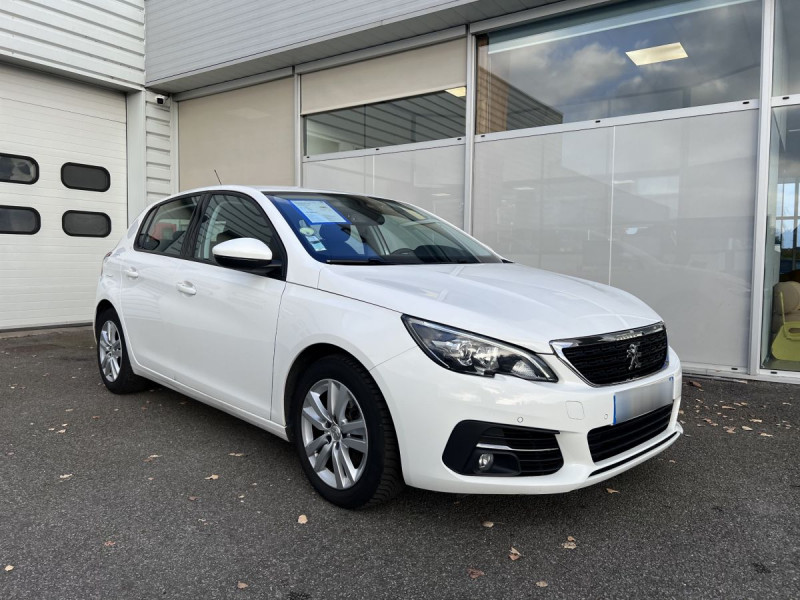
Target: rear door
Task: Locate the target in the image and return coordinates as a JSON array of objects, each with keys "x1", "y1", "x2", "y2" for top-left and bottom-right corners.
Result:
[
  {"x1": 169, "y1": 192, "x2": 286, "y2": 419},
  {"x1": 119, "y1": 194, "x2": 201, "y2": 379}
]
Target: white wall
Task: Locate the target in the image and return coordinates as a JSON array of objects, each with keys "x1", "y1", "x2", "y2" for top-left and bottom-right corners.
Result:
[{"x1": 0, "y1": 0, "x2": 145, "y2": 89}]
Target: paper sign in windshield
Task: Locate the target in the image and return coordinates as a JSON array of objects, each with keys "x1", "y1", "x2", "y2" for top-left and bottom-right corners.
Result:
[{"x1": 290, "y1": 200, "x2": 349, "y2": 224}]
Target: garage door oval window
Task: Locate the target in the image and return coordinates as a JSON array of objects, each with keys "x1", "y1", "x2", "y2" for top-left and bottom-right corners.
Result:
[
  {"x1": 61, "y1": 162, "x2": 110, "y2": 192},
  {"x1": 0, "y1": 205, "x2": 41, "y2": 234},
  {"x1": 0, "y1": 154, "x2": 39, "y2": 185},
  {"x1": 62, "y1": 210, "x2": 111, "y2": 238}
]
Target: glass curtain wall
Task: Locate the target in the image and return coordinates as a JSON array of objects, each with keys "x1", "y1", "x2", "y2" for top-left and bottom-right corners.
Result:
[
  {"x1": 761, "y1": 0, "x2": 800, "y2": 372},
  {"x1": 473, "y1": 0, "x2": 762, "y2": 369}
]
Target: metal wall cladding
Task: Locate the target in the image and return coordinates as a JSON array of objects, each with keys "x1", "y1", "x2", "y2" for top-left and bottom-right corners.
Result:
[{"x1": 0, "y1": 0, "x2": 145, "y2": 88}]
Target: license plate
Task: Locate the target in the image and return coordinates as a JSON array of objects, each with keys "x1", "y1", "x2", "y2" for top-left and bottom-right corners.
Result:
[{"x1": 613, "y1": 377, "x2": 674, "y2": 424}]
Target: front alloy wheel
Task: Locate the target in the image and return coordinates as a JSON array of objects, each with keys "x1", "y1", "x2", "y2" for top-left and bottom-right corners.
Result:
[
  {"x1": 301, "y1": 378, "x2": 369, "y2": 490},
  {"x1": 98, "y1": 320, "x2": 123, "y2": 382},
  {"x1": 292, "y1": 355, "x2": 403, "y2": 508}
]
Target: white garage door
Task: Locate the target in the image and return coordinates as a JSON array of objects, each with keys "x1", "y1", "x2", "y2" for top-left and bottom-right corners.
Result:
[{"x1": 0, "y1": 64, "x2": 127, "y2": 330}]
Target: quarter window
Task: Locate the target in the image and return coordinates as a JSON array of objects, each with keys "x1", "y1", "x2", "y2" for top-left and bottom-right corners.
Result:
[
  {"x1": 0, "y1": 154, "x2": 39, "y2": 184},
  {"x1": 61, "y1": 162, "x2": 110, "y2": 192},
  {"x1": 0, "y1": 205, "x2": 40, "y2": 234},
  {"x1": 193, "y1": 194, "x2": 280, "y2": 264},
  {"x1": 136, "y1": 196, "x2": 200, "y2": 256},
  {"x1": 62, "y1": 211, "x2": 111, "y2": 237}
]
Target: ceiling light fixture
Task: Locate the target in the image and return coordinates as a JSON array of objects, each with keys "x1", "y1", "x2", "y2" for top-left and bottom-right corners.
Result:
[{"x1": 626, "y1": 42, "x2": 687, "y2": 66}]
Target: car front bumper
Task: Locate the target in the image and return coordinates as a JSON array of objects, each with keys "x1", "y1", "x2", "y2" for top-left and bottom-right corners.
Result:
[{"x1": 370, "y1": 346, "x2": 682, "y2": 494}]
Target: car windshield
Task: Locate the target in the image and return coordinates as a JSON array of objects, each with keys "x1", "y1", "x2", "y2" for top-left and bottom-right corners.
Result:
[{"x1": 266, "y1": 192, "x2": 503, "y2": 265}]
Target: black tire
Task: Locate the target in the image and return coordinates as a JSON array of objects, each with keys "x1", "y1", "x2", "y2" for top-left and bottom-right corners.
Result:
[
  {"x1": 95, "y1": 308, "x2": 148, "y2": 394},
  {"x1": 291, "y1": 354, "x2": 403, "y2": 508}
]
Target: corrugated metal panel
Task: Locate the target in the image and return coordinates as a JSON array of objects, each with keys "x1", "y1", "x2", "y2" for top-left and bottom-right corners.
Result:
[
  {"x1": 144, "y1": 95, "x2": 174, "y2": 206},
  {"x1": 0, "y1": 0, "x2": 145, "y2": 89},
  {"x1": 145, "y1": 0, "x2": 552, "y2": 91},
  {"x1": 0, "y1": 64, "x2": 127, "y2": 329}
]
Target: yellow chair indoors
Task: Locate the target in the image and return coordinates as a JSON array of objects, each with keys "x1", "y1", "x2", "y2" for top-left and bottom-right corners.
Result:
[{"x1": 772, "y1": 285, "x2": 800, "y2": 361}]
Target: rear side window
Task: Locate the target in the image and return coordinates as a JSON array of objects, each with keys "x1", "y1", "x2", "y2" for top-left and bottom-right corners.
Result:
[
  {"x1": 0, "y1": 154, "x2": 39, "y2": 184},
  {"x1": 62, "y1": 210, "x2": 111, "y2": 237},
  {"x1": 61, "y1": 162, "x2": 110, "y2": 192},
  {"x1": 0, "y1": 205, "x2": 40, "y2": 234},
  {"x1": 136, "y1": 196, "x2": 200, "y2": 256}
]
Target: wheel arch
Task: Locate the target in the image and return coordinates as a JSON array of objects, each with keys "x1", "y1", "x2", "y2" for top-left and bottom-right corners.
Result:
[
  {"x1": 282, "y1": 343, "x2": 379, "y2": 441},
  {"x1": 94, "y1": 299, "x2": 117, "y2": 331}
]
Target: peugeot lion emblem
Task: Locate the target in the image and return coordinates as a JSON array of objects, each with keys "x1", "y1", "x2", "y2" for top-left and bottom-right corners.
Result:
[{"x1": 627, "y1": 342, "x2": 642, "y2": 370}]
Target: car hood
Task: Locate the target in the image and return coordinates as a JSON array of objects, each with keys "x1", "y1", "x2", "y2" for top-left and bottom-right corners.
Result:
[{"x1": 317, "y1": 263, "x2": 662, "y2": 354}]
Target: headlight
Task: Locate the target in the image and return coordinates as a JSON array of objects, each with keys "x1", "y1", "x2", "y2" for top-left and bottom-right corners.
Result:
[{"x1": 402, "y1": 316, "x2": 557, "y2": 382}]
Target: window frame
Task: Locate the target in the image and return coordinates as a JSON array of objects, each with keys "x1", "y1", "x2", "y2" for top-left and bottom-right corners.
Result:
[
  {"x1": 0, "y1": 205, "x2": 41, "y2": 235},
  {"x1": 60, "y1": 161, "x2": 111, "y2": 192},
  {"x1": 134, "y1": 191, "x2": 288, "y2": 280},
  {"x1": 0, "y1": 153, "x2": 40, "y2": 185},
  {"x1": 184, "y1": 191, "x2": 288, "y2": 279},
  {"x1": 134, "y1": 192, "x2": 204, "y2": 257},
  {"x1": 61, "y1": 210, "x2": 112, "y2": 238}
]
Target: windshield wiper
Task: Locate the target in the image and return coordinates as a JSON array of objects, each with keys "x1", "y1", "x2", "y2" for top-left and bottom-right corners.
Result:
[{"x1": 325, "y1": 257, "x2": 389, "y2": 265}]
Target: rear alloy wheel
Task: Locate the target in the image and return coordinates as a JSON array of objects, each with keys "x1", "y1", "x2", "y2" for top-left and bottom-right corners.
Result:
[
  {"x1": 292, "y1": 355, "x2": 403, "y2": 508},
  {"x1": 96, "y1": 309, "x2": 148, "y2": 394}
]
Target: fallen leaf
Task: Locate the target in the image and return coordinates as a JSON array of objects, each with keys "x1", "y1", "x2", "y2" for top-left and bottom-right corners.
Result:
[
  {"x1": 562, "y1": 536, "x2": 577, "y2": 549},
  {"x1": 92, "y1": 416, "x2": 100, "y2": 419},
  {"x1": 229, "y1": 452, "x2": 245, "y2": 457},
  {"x1": 482, "y1": 521, "x2": 494, "y2": 528},
  {"x1": 467, "y1": 568, "x2": 485, "y2": 580},
  {"x1": 689, "y1": 380, "x2": 703, "y2": 389},
  {"x1": 606, "y1": 488, "x2": 620, "y2": 494},
  {"x1": 103, "y1": 541, "x2": 116, "y2": 547},
  {"x1": 238, "y1": 494, "x2": 245, "y2": 499},
  {"x1": 509, "y1": 547, "x2": 522, "y2": 561},
  {"x1": 59, "y1": 474, "x2": 73, "y2": 480},
  {"x1": 188, "y1": 496, "x2": 199, "y2": 501},
  {"x1": 721, "y1": 405, "x2": 734, "y2": 409},
  {"x1": 536, "y1": 581, "x2": 548, "y2": 588},
  {"x1": 567, "y1": 536, "x2": 575, "y2": 542},
  {"x1": 669, "y1": 460, "x2": 676, "y2": 463},
  {"x1": 760, "y1": 433, "x2": 773, "y2": 438},
  {"x1": 4, "y1": 565, "x2": 13, "y2": 572},
  {"x1": 65, "y1": 408, "x2": 74, "y2": 412},
  {"x1": 56, "y1": 429, "x2": 66, "y2": 434},
  {"x1": 237, "y1": 582, "x2": 249, "y2": 590},
  {"x1": 205, "y1": 474, "x2": 219, "y2": 480},
  {"x1": 297, "y1": 514, "x2": 308, "y2": 524},
  {"x1": 750, "y1": 419, "x2": 763, "y2": 423},
  {"x1": 741, "y1": 426, "x2": 753, "y2": 431}
]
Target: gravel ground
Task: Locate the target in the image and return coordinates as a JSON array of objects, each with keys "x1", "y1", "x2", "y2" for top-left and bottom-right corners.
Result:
[{"x1": 0, "y1": 327, "x2": 798, "y2": 600}]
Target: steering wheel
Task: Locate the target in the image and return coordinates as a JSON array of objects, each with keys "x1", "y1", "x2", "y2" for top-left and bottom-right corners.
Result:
[{"x1": 389, "y1": 247, "x2": 416, "y2": 256}]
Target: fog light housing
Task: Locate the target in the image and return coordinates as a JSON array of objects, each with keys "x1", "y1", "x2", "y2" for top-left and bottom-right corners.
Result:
[{"x1": 477, "y1": 453, "x2": 494, "y2": 471}]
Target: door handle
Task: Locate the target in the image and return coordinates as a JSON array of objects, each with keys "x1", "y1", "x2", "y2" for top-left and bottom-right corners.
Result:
[
  {"x1": 176, "y1": 281, "x2": 197, "y2": 296},
  {"x1": 123, "y1": 267, "x2": 139, "y2": 280}
]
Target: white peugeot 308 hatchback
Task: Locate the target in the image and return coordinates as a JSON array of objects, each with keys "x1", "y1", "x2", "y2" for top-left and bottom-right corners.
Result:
[{"x1": 95, "y1": 186, "x2": 682, "y2": 508}]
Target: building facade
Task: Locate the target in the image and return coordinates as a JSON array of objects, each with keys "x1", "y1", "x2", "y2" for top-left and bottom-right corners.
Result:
[{"x1": 1, "y1": 0, "x2": 799, "y2": 383}]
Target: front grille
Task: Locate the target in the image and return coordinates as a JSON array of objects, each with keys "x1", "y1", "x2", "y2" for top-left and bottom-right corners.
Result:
[
  {"x1": 554, "y1": 323, "x2": 668, "y2": 385},
  {"x1": 587, "y1": 403, "x2": 673, "y2": 463},
  {"x1": 477, "y1": 426, "x2": 564, "y2": 476},
  {"x1": 442, "y1": 420, "x2": 564, "y2": 476}
]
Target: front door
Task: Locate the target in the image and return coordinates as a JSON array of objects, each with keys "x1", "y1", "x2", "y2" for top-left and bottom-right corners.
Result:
[{"x1": 169, "y1": 193, "x2": 286, "y2": 420}]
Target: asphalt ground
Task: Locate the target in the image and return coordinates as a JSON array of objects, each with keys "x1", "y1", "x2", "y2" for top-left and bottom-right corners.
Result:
[{"x1": 0, "y1": 327, "x2": 798, "y2": 600}]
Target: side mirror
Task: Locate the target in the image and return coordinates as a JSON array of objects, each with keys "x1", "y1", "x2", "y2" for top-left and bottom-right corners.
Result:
[{"x1": 212, "y1": 238, "x2": 280, "y2": 274}]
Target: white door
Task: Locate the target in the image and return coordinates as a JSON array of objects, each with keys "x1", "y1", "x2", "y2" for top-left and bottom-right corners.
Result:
[
  {"x1": 0, "y1": 64, "x2": 127, "y2": 329},
  {"x1": 119, "y1": 195, "x2": 201, "y2": 379},
  {"x1": 169, "y1": 193, "x2": 286, "y2": 419}
]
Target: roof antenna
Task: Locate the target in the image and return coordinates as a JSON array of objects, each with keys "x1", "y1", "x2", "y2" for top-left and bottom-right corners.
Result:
[{"x1": 213, "y1": 169, "x2": 222, "y2": 185}]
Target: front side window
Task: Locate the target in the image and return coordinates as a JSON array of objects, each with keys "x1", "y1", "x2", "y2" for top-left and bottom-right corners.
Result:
[
  {"x1": 136, "y1": 196, "x2": 200, "y2": 256},
  {"x1": 268, "y1": 192, "x2": 501, "y2": 265},
  {"x1": 476, "y1": 0, "x2": 762, "y2": 133},
  {"x1": 61, "y1": 162, "x2": 110, "y2": 192},
  {"x1": 193, "y1": 194, "x2": 281, "y2": 264},
  {"x1": 304, "y1": 90, "x2": 466, "y2": 155},
  {"x1": 0, "y1": 154, "x2": 38, "y2": 184},
  {"x1": 62, "y1": 211, "x2": 111, "y2": 237},
  {"x1": 0, "y1": 205, "x2": 40, "y2": 234}
]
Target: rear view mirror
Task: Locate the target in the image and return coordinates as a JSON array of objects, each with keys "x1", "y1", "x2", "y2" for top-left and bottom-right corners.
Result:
[{"x1": 212, "y1": 238, "x2": 279, "y2": 274}]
